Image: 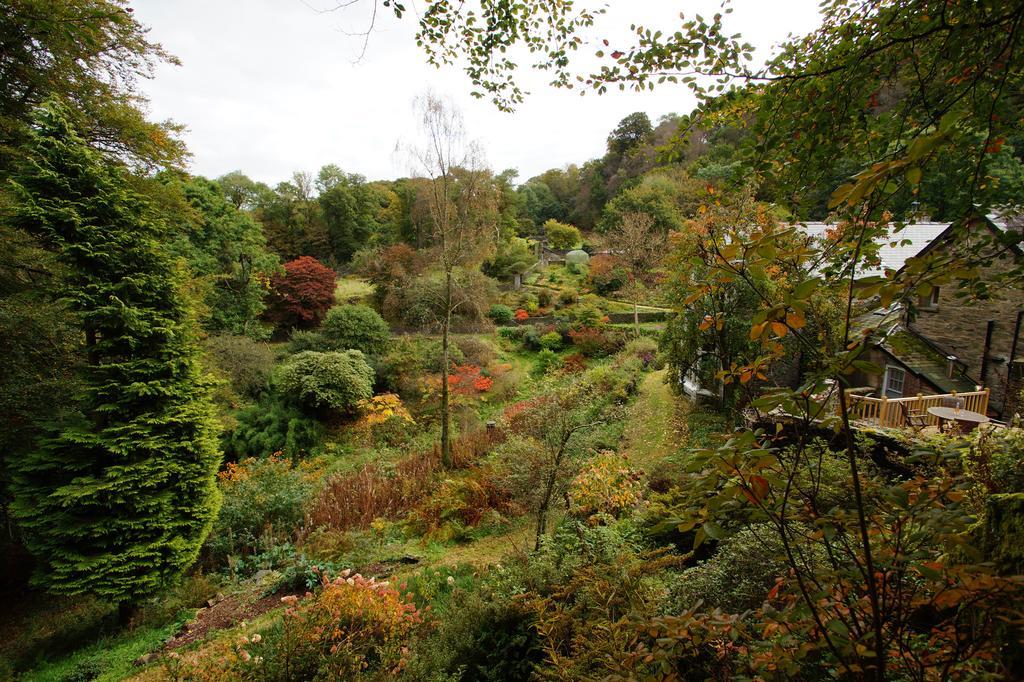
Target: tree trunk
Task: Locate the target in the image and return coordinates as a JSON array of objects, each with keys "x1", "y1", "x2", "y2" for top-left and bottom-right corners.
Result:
[
  {"x1": 535, "y1": 437, "x2": 568, "y2": 551},
  {"x1": 633, "y1": 299, "x2": 640, "y2": 337},
  {"x1": 440, "y1": 269, "x2": 453, "y2": 468}
]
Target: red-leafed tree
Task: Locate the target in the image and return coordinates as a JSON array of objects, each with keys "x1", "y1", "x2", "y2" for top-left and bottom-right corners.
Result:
[{"x1": 265, "y1": 256, "x2": 336, "y2": 330}]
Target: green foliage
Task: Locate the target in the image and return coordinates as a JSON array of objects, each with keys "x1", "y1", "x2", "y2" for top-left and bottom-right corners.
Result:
[
  {"x1": 0, "y1": 0, "x2": 186, "y2": 174},
  {"x1": 539, "y1": 331, "x2": 563, "y2": 351},
  {"x1": 160, "y1": 174, "x2": 279, "y2": 337},
  {"x1": 404, "y1": 587, "x2": 541, "y2": 681},
  {"x1": 319, "y1": 303, "x2": 391, "y2": 355},
  {"x1": 483, "y1": 236, "x2": 535, "y2": 277},
  {"x1": 669, "y1": 525, "x2": 790, "y2": 614},
  {"x1": 542, "y1": 219, "x2": 581, "y2": 249},
  {"x1": 273, "y1": 350, "x2": 375, "y2": 415},
  {"x1": 383, "y1": 269, "x2": 497, "y2": 331},
  {"x1": 8, "y1": 103, "x2": 221, "y2": 604},
  {"x1": 222, "y1": 398, "x2": 324, "y2": 461},
  {"x1": 203, "y1": 334, "x2": 275, "y2": 399},
  {"x1": 532, "y1": 348, "x2": 560, "y2": 376},
  {"x1": 487, "y1": 303, "x2": 514, "y2": 324},
  {"x1": 204, "y1": 457, "x2": 314, "y2": 566}
]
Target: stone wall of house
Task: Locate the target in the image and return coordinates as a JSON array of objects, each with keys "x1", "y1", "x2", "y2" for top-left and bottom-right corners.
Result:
[{"x1": 909, "y1": 239, "x2": 1023, "y2": 416}]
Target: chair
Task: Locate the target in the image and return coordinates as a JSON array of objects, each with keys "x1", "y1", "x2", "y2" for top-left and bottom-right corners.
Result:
[{"x1": 899, "y1": 402, "x2": 928, "y2": 432}]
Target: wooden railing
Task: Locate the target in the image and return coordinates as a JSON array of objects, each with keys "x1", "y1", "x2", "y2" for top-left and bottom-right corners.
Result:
[{"x1": 845, "y1": 389, "x2": 989, "y2": 429}]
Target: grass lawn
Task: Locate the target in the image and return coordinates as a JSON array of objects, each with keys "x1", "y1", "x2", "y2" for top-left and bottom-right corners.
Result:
[
  {"x1": 622, "y1": 369, "x2": 682, "y2": 469},
  {"x1": 334, "y1": 276, "x2": 374, "y2": 303}
]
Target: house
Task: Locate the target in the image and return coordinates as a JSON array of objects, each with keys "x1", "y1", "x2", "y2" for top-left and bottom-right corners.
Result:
[{"x1": 848, "y1": 212, "x2": 1024, "y2": 417}]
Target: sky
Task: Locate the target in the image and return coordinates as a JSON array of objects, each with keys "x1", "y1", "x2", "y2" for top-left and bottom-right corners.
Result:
[{"x1": 129, "y1": 0, "x2": 822, "y2": 186}]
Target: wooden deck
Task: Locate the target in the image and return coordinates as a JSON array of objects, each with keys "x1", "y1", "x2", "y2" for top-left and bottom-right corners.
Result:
[{"x1": 845, "y1": 389, "x2": 990, "y2": 429}]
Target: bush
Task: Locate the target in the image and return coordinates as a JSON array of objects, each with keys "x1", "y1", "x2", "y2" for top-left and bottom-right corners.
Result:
[
  {"x1": 533, "y1": 348, "x2": 560, "y2": 376},
  {"x1": 377, "y1": 336, "x2": 464, "y2": 401},
  {"x1": 264, "y1": 256, "x2": 336, "y2": 330},
  {"x1": 274, "y1": 350, "x2": 375, "y2": 415},
  {"x1": 589, "y1": 254, "x2": 627, "y2": 295},
  {"x1": 319, "y1": 304, "x2": 390, "y2": 355},
  {"x1": 669, "y1": 525, "x2": 791, "y2": 614},
  {"x1": 514, "y1": 308, "x2": 529, "y2": 321},
  {"x1": 203, "y1": 334, "x2": 275, "y2": 399},
  {"x1": 539, "y1": 331, "x2": 563, "y2": 351},
  {"x1": 403, "y1": 588, "x2": 541, "y2": 680},
  {"x1": 455, "y1": 336, "x2": 497, "y2": 366},
  {"x1": 557, "y1": 288, "x2": 578, "y2": 306},
  {"x1": 569, "y1": 451, "x2": 645, "y2": 521},
  {"x1": 287, "y1": 328, "x2": 329, "y2": 353},
  {"x1": 488, "y1": 304, "x2": 514, "y2": 324},
  {"x1": 624, "y1": 336, "x2": 660, "y2": 367},
  {"x1": 204, "y1": 456, "x2": 315, "y2": 565},
  {"x1": 536, "y1": 289, "x2": 552, "y2": 308},
  {"x1": 223, "y1": 397, "x2": 324, "y2": 461},
  {"x1": 543, "y1": 219, "x2": 581, "y2": 249},
  {"x1": 569, "y1": 326, "x2": 621, "y2": 357}
]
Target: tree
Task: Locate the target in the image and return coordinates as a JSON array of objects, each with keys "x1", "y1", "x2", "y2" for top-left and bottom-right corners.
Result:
[
  {"x1": 0, "y1": 0, "x2": 186, "y2": 175},
  {"x1": 319, "y1": 304, "x2": 391, "y2": 356},
  {"x1": 274, "y1": 350, "x2": 375, "y2": 416},
  {"x1": 159, "y1": 174, "x2": 280, "y2": 338},
  {"x1": 264, "y1": 256, "x2": 337, "y2": 331},
  {"x1": 542, "y1": 219, "x2": 581, "y2": 249},
  {"x1": 607, "y1": 212, "x2": 664, "y2": 335},
  {"x1": 8, "y1": 103, "x2": 221, "y2": 606},
  {"x1": 402, "y1": 93, "x2": 498, "y2": 466}
]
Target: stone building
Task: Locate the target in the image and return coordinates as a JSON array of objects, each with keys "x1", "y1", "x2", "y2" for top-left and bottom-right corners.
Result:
[{"x1": 849, "y1": 213, "x2": 1024, "y2": 417}]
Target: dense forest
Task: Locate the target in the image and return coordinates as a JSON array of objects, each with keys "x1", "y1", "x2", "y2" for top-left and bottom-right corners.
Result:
[{"x1": 2, "y1": 1, "x2": 1024, "y2": 680}]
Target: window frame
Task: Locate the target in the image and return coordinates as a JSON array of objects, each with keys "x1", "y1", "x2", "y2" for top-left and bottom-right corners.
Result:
[{"x1": 883, "y1": 365, "x2": 906, "y2": 397}]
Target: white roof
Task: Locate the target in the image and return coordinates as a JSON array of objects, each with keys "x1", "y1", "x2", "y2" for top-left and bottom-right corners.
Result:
[{"x1": 795, "y1": 221, "x2": 951, "y2": 277}]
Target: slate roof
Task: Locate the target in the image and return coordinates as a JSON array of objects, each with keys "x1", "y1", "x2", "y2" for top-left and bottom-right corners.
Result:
[
  {"x1": 879, "y1": 328, "x2": 980, "y2": 394},
  {"x1": 852, "y1": 306, "x2": 978, "y2": 394},
  {"x1": 795, "y1": 221, "x2": 951, "y2": 277}
]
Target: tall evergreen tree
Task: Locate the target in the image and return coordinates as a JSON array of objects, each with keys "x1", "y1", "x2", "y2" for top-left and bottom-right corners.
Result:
[{"x1": 8, "y1": 102, "x2": 222, "y2": 604}]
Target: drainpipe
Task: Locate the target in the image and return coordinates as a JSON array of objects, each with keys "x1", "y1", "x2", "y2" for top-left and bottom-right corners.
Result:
[
  {"x1": 1010, "y1": 310, "x2": 1023, "y2": 364},
  {"x1": 980, "y1": 320, "x2": 995, "y2": 384}
]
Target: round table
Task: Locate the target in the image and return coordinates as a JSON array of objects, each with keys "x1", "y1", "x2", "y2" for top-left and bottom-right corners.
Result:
[{"x1": 927, "y1": 406, "x2": 989, "y2": 432}]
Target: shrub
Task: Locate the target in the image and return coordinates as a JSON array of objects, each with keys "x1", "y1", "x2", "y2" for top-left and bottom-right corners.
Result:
[
  {"x1": 589, "y1": 254, "x2": 627, "y2": 295},
  {"x1": 557, "y1": 288, "x2": 578, "y2": 306},
  {"x1": 223, "y1": 398, "x2": 324, "y2": 461},
  {"x1": 543, "y1": 219, "x2": 581, "y2": 249},
  {"x1": 669, "y1": 525, "x2": 791, "y2": 614},
  {"x1": 567, "y1": 302, "x2": 605, "y2": 327},
  {"x1": 203, "y1": 334, "x2": 275, "y2": 399},
  {"x1": 455, "y1": 336, "x2": 497, "y2": 366},
  {"x1": 536, "y1": 289, "x2": 553, "y2": 308},
  {"x1": 403, "y1": 588, "x2": 541, "y2": 680},
  {"x1": 287, "y1": 328, "x2": 328, "y2": 353},
  {"x1": 488, "y1": 304, "x2": 514, "y2": 324},
  {"x1": 275, "y1": 573, "x2": 422, "y2": 679},
  {"x1": 377, "y1": 336, "x2": 464, "y2": 402},
  {"x1": 274, "y1": 350, "x2": 374, "y2": 415},
  {"x1": 624, "y1": 336, "x2": 660, "y2": 367},
  {"x1": 264, "y1": 256, "x2": 336, "y2": 330},
  {"x1": 569, "y1": 326, "x2": 620, "y2": 357},
  {"x1": 569, "y1": 451, "x2": 645, "y2": 521},
  {"x1": 518, "y1": 292, "x2": 540, "y2": 313},
  {"x1": 204, "y1": 456, "x2": 315, "y2": 565},
  {"x1": 562, "y1": 352, "x2": 588, "y2": 374},
  {"x1": 533, "y1": 348, "x2": 560, "y2": 376},
  {"x1": 319, "y1": 304, "x2": 390, "y2": 355},
  {"x1": 514, "y1": 308, "x2": 529, "y2": 321},
  {"x1": 405, "y1": 468, "x2": 514, "y2": 541},
  {"x1": 539, "y1": 331, "x2": 563, "y2": 351}
]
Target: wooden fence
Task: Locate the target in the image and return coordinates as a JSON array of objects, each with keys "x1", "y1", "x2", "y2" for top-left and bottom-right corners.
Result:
[{"x1": 845, "y1": 389, "x2": 989, "y2": 429}]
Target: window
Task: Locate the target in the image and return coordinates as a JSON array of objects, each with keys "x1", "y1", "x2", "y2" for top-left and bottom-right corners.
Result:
[
  {"x1": 919, "y1": 286, "x2": 940, "y2": 310},
  {"x1": 883, "y1": 366, "x2": 906, "y2": 398}
]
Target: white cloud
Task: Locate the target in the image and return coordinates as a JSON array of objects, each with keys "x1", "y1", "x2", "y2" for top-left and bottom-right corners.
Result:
[{"x1": 130, "y1": 0, "x2": 821, "y2": 185}]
